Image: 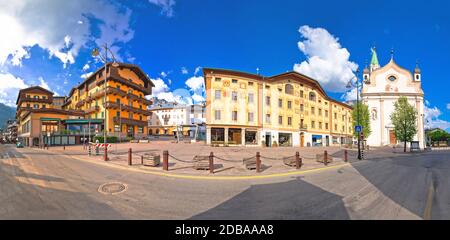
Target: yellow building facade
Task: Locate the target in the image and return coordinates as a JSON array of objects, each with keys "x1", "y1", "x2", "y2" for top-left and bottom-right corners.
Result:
[
  {"x1": 63, "y1": 62, "x2": 154, "y2": 138},
  {"x1": 203, "y1": 68, "x2": 353, "y2": 147}
]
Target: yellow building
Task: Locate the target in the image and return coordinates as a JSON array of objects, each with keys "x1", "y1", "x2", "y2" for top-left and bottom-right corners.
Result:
[
  {"x1": 203, "y1": 68, "x2": 353, "y2": 147},
  {"x1": 63, "y1": 62, "x2": 154, "y2": 139},
  {"x1": 16, "y1": 86, "x2": 84, "y2": 147}
]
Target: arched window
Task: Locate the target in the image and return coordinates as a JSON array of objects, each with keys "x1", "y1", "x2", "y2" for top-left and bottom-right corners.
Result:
[
  {"x1": 285, "y1": 84, "x2": 294, "y2": 95},
  {"x1": 309, "y1": 92, "x2": 316, "y2": 101}
]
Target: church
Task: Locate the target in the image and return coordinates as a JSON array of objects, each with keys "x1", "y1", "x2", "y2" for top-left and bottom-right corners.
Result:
[{"x1": 361, "y1": 48, "x2": 425, "y2": 149}]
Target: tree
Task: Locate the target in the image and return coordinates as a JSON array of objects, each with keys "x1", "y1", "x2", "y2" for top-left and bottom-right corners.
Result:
[
  {"x1": 352, "y1": 102, "x2": 371, "y2": 139},
  {"x1": 390, "y1": 97, "x2": 418, "y2": 152}
]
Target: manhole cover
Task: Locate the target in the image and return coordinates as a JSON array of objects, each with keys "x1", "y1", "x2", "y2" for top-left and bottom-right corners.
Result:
[{"x1": 98, "y1": 182, "x2": 127, "y2": 195}]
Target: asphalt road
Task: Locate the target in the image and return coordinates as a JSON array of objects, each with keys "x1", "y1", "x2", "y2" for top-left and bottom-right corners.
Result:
[{"x1": 0, "y1": 144, "x2": 449, "y2": 220}]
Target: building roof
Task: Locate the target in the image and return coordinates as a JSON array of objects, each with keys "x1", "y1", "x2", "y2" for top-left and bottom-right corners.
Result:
[
  {"x1": 202, "y1": 68, "x2": 352, "y2": 109},
  {"x1": 16, "y1": 86, "x2": 54, "y2": 105}
]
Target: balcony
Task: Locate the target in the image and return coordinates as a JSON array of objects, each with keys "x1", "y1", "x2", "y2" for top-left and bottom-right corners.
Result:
[
  {"x1": 18, "y1": 96, "x2": 53, "y2": 105},
  {"x1": 299, "y1": 124, "x2": 308, "y2": 131},
  {"x1": 85, "y1": 106, "x2": 100, "y2": 114},
  {"x1": 96, "y1": 76, "x2": 152, "y2": 95},
  {"x1": 113, "y1": 117, "x2": 147, "y2": 127},
  {"x1": 105, "y1": 102, "x2": 150, "y2": 116},
  {"x1": 75, "y1": 99, "x2": 86, "y2": 108}
]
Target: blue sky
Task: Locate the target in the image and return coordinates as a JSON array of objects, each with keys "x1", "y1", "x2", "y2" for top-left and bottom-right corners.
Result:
[{"x1": 0, "y1": 0, "x2": 449, "y2": 129}]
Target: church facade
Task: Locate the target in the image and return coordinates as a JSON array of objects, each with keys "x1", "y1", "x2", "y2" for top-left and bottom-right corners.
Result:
[{"x1": 361, "y1": 48, "x2": 425, "y2": 149}]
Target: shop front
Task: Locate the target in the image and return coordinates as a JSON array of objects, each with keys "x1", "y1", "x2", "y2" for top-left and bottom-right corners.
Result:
[
  {"x1": 312, "y1": 135, "x2": 323, "y2": 147},
  {"x1": 278, "y1": 133, "x2": 292, "y2": 147}
]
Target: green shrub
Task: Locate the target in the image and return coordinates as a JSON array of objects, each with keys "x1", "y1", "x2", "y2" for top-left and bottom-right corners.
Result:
[{"x1": 93, "y1": 136, "x2": 118, "y2": 143}]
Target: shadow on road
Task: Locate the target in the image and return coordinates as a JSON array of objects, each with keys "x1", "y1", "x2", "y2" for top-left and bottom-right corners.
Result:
[{"x1": 190, "y1": 177, "x2": 350, "y2": 220}]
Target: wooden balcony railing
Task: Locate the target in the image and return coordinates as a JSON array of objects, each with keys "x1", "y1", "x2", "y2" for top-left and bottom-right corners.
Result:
[{"x1": 113, "y1": 117, "x2": 147, "y2": 127}]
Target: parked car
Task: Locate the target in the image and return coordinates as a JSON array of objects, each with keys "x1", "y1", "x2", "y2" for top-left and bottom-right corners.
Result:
[{"x1": 16, "y1": 142, "x2": 24, "y2": 148}]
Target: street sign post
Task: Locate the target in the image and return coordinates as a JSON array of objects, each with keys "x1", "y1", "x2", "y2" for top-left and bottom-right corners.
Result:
[{"x1": 355, "y1": 125, "x2": 362, "y2": 133}]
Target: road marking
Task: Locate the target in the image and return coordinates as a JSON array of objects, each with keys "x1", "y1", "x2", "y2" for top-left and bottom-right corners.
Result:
[{"x1": 423, "y1": 182, "x2": 434, "y2": 220}]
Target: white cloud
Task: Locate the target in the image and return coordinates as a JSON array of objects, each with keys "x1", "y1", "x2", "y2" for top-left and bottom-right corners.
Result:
[
  {"x1": 424, "y1": 105, "x2": 450, "y2": 130},
  {"x1": 192, "y1": 93, "x2": 205, "y2": 102},
  {"x1": 148, "y1": 0, "x2": 176, "y2": 17},
  {"x1": 160, "y1": 71, "x2": 168, "y2": 78},
  {"x1": 341, "y1": 87, "x2": 358, "y2": 102},
  {"x1": 82, "y1": 64, "x2": 90, "y2": 71},
  {"x1": 181, "y1": 67, "x2": 188, "y2": 74},
  {"x1": 185, "y1": 76, "x2": 204, "y2": 91},
  {"x1": 0, "y1": 0, "x2": 137, "y2": 67},
  {"x1": 0, "y1": 73, "x2": 28, "y2": 106},
  {"x1": 38, "y1": 76, "x2": 59, "y2": 96},
  {"x1": 81, "y1": 72, "x2": 94, "y2": 79},
  {"x1": 194, "y1": 66, "x2": 201, "y2": 76},
  {"x1": 293, "y1": 25, "x2": 358, "y2": 92}
]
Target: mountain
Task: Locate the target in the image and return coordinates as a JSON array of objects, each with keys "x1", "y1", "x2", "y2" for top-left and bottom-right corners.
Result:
[{"x1": 0, "y1": 103, "x2": 16, "y2": 129}]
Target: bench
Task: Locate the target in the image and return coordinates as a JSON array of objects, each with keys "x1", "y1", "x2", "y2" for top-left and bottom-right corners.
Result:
[
  {"x1": 243, "y1": 157, "x2": 256, "y2": 170},
  {"x1": 193, "y1": 155, "x2": 210, "y2": 170},
  {"x1": 142, "y1": 153, "x2": 160, "y2": 167}
]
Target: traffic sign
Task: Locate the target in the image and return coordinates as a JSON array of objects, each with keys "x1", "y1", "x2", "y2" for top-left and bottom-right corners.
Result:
[{"x1": 355, "y1": 125, "x2": 362, "y2": 133}]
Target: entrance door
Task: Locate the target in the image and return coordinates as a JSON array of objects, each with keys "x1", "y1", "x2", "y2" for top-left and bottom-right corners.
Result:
[
  {"x1": 326, "y1": 136, "x2": 330, "y2": 146},
  {"x1": 265, "y1": 133, "x2": 271, "y2": 147},
  {"x1": 300, "y1": 134, "x2": 304, "y2": 147},
  {"x1": 389, "y1": 130, "x2": 396, "y2": 144}
]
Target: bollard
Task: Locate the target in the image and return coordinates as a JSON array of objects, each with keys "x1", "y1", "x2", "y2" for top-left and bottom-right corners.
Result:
[
  {"x1": 96, "y1": 146, "x2": 99, "y2": 156},
  {"x1": 141, "y1": 155, "x2": 144, "y2": 165},
  {"x1": 63, "y1": 144, "x2": 65, "y2": 150},
  {"x1": 295, "y1": 152, "x2": 300, "y2": 169},
  {"x1": 256, "y1": 152, "x2": 261, "y2": 173},
  {"x1": 128, "y1": 148, "x2": 132, "y2": 166},
  {"x1": 163, "y1": 150, "x2": 169, "y2": 171},
  {"x1": 209, "y1": 152, "x2": 214, "y2": 174},
  {"x1": 344, "y1": 150, "x2": 348, "y2": 162},
  {"x1": 324, "y1": 150, "x2": 328, "y2": 166},
  {"x1": 88, "y1": 145, "x2": 91, "y2": 156},
  {"x1": 104, "y1": 145, "x2": 108, "y2": 161}
]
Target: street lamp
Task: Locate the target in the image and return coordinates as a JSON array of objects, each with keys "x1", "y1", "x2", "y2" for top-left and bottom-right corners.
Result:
[
  {"x1": 92, "y1": 43, "x2": 119, "y2": 146},
  {"x1": 347, "y1": 69, "x2": 362, "y2": 160}
]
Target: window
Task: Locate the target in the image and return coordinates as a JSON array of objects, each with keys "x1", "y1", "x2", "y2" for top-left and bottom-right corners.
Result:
[
  {"x1": 140, "y1": 115, "x2": 143, "y2": 121},
  {"x1": 318, "y1": 108, "x2": 322, "y2": 116},
  {"x1": 311, "y1": 107, "x2": 315, "y2": 115},
  {"x1": 265, "y1": 114, "x2": 271, "y2": 123},
  {"x1": 114, "y1": 125, "x2": 121, "y2": 132},
  {"x1": 288, "y1": 117, "x2": 292, "y2": 126},
  {"x1": 42, "y1": 105, "x2": 46, "y2": 109},
  {"x1": 319, "y1": 122, "x2": 322, "y2": 129},
  {"x1": 285, "y1": 84, "x2": 294, "y2": 95},
  {"x1": 278, "y1": 116, "x2": 283, "y2": 125},
  {"x1": 215, "y1": 90, "x2": 221, "y2": 99},
  {"x1": 311, "y1": 121, "x2": 315, "y2": 128},
  {"x1": 300, "y1": 104, "x2": 304, "y2": 112},
  {"x1": 248, "y1": 112, "x2": 254, "y2": 122},
  {"x1": 342, "y1": 115, "x2": 345, "y2": 121},
  {"x1": 342, "y1": 126, "x2": 345, "y2": 132},
  {"x1": 215, "y1": 78, "x2": 221, "y2": 82},
  {"x1": 42, "y1": 96, "x2": 46, "y2": 99},
  {"x1": 278, "y1": 99, "x2": 283, "y2": 108},
  {"x1": 232, "y1": 91, "x2": 238, "y2": 101},
  {"x1": 215, "y1": 110, "x2": 221, "y2": 120},
  {"x1": 309, "y1": 92, "x2": 316, "y2": 101},
  {"x1": 388, "y1": 76, "x2": 397, "y2": 81},
  {"x1": 300, "y1": 90, "x2": 304, "y2": 98},
  {"x1": 232, "y1": 111, "x2": 238, "y2": 121},
  {"x1": 116, "y1": 111, "x2": 120, "y2": 117},
  {"x1": 325, "y1": 123, "x2": 329, "y2": 130},
  {"x1": 334, "y1": 113, "x2": 337, "y2": 119},
  {"x1": 266, "y1": 96, "x2": 271, "y2": 106},
  {"x1": 287, "y1": 101, "x2": 292, "y2": 109},
  {"x1": 138, "y1": 127, "x2": 143, "y2": 134},
  {"x1": 232, "y1": 79, "x2": 238, "y2": 84},
  {"x1": 248, "y1": 93, "x2": 254, "y2": 104},
  {"x1": 335, "y1": 124, "x2": 338, "y2": 131},
  {"x1": 33, "y1": 104, "x2": 39, "y2": 109},
  {"x1": 248, "y1": 82, "x2": 254, "y2": 86},
  {"x1": 325, "y1": 110, "x2": 329, "y2": 117}
]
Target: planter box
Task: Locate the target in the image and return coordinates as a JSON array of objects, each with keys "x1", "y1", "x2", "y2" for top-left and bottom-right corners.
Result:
[{"x1": 142, "y1": 154, "x2": 160, "y2": 167}]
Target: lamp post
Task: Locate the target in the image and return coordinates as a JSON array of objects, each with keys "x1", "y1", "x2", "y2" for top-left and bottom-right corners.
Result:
[
  {"x1": 92, "y1": 44, "x2": 119, "y2": 146},
  {"x1": 347, "y1": 69, "x2": 362, "y2": 160}
]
